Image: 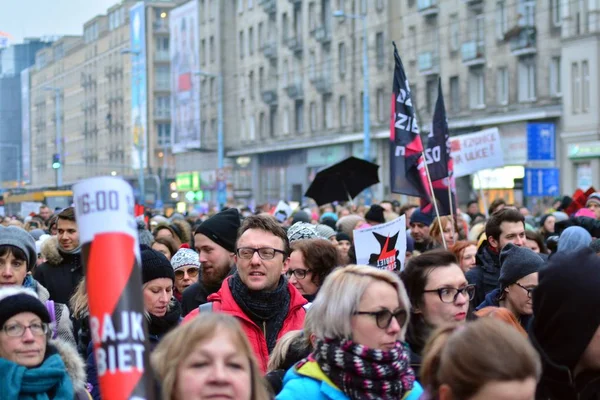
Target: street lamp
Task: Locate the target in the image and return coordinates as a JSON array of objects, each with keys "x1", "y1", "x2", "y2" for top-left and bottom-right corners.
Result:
[
  {"x1": 43, "y1": 86, "x2": 62, "y2": 188},
  {"x1": 334, "y1": 10, "x2": 372, "y2": 205},
  {"x1": 121, "y1": 48, "x2": 146, "y2": 206},
  {"x1": 194, "y1": 70, "x2": 225, "y2": 209}
]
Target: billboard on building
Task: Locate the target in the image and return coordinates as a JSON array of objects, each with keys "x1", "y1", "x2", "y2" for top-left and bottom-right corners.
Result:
[
  {"x1": 170, "y1": 0, "x2": 201, "y2": 153},
  {"x1": 20, "y1": 68, "x2": 31, "y2": 184},
  {"x1": 130, "y1": 2, "x2": 148, "y2": 169}
]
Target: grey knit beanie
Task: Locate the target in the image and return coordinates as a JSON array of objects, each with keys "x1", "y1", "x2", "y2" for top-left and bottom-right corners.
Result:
[{"x1": 499, "y1": 243, "x2": 544, "y2": 290}]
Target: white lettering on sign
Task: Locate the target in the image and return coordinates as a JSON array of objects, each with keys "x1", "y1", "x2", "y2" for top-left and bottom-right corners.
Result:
[{"x1": 96, "y1": 343, "x2": 145, "y2": 375}]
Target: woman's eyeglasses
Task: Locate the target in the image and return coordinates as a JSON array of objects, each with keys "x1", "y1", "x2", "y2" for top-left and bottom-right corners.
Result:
[
  {"x1": 515, "y1": 282, "x2": 535, "y2": 298},
  {"x1": 175, "y1": 267, "x2": 199, "y2": 280},
  {"x1": 353, "y1": 308, "x2": 408, "y2": 330},
  {"x1": 423, "y1": 284, "x2": 476, "y2": 303},
  {"x1": 286, "y1": 268, "x2": 311, "y2": 280},
  {"x1": 2, "y1": 322, "x2": 48, "y2": 337}
]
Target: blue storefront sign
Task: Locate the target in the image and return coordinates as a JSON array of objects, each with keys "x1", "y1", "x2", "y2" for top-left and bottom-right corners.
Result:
[
  {"x1": 527, "y1": 123, "x2": 556, "y2": 161},
  {"x1": 524, "y1": 168, "x2": 560, "y2": 197}
]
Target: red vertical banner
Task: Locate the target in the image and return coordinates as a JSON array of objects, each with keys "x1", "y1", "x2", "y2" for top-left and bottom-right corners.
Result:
[{"x1": 74, "y1": 177, "x2": 155, "y2": 400}]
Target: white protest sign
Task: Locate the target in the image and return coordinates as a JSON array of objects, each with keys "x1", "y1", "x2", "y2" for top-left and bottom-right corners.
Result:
[
  {"x1": 273, "y1": 201, "x2": 293, "y2": 223},
  {"x1": 450, "y1": 128, "x2": 505, "y2": 178},
  {"x1": 353, "y1": 215, "x2": 407, "y2": 272}
]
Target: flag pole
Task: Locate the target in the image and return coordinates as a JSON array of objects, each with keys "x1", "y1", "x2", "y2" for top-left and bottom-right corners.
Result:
[
  {"x1": 447, "y1": 171, "x2": 456, "y2": 243},
  {"x1": 422, "y1": 153, "x2": 447, "y2": 249}
]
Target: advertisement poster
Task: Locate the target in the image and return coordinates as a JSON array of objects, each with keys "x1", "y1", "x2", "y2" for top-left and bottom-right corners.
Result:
[
  {"x1": 170, "y1": 0, "x2": 201, "y2": 153},
  {"x1": 354, "y1": 215, "x2": 407, "y2": 272},
  {"x1": 130, "y1": 2, "x2": 148, "y2": 170}
]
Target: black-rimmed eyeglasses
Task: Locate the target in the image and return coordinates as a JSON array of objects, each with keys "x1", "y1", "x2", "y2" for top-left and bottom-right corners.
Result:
[
  {"x1": 236, "y1": 247, "x2": 287, "y2": 260},
  {"x1": 423, "y1": 284, "x2": 476, "y2": 303},
  {"x1": 515, "y1": 282, "x2": 535, "y2": 298},
  {"x1": 353, "y1": 308, "x2": 408, "y2": 330},
  {"x1": 286, "y1": 268, "x2": 311, "y2": 279}
]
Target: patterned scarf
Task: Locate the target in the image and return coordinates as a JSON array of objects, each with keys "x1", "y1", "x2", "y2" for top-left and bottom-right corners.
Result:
[{"x1": 313, "y1": 337, "x2": 416, "y2": 400}]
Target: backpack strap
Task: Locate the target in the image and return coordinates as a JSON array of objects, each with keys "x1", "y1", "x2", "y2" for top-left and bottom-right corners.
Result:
[
  {"x1": 45, "y1": 300, "x2": 58, "y2": 339},
  {"x1": 198, "y1": 302, "x2": 214, "y2": 314}
]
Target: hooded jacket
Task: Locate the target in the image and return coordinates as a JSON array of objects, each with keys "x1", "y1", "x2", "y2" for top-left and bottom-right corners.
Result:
[
  {"x1": 52, "y1": 338, "x2": 91, "y2": 399},
  {"x1": 183, "y1": 275, "x2": 307, "y2": 373},
  {"x1": 465, "y1": 241, "x2": 501, "y2": 308},
  {"x1": 34, "y1": 236, "x2": 84, "y2": 306}
]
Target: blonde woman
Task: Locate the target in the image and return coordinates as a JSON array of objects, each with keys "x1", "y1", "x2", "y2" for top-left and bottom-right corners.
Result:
[
  {"x1": 152, "y1": 313, "x2": 271, "y2": 400},
  {"x1": 429, "y1": 216, "x2": 459, "y2": 248},
  {"x1": 277, "y1": 265, "x2": 423, "y2": 400}
]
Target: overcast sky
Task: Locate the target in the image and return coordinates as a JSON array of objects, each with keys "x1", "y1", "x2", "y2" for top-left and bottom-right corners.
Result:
[{"x1": 0, "y1": 0, "x2": 119, "y2": 44}]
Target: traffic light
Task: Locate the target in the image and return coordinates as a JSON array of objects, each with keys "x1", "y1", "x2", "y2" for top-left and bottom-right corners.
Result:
[{"x1": 52, "y1": 153, "x2": 61, "y2": 169}]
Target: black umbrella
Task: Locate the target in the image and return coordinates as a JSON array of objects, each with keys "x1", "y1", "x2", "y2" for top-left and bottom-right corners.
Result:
[{"x1": 305, "y1": 156, "x2": 380, "y2": 206}]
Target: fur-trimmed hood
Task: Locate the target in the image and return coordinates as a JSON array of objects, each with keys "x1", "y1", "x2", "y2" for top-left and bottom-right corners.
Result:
[
  {"x1": 40, "y1": 236, "x2": 64, "y2": 265},
  {"x1": 51, "y1": 338, "x2": 88, "y2": 393}
]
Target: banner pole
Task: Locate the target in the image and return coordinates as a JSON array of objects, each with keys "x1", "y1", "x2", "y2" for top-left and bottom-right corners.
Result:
[
  {"x1": 422, "y1": 153, "x2": 447, "y2": 249},
  {"x1": 447, "y1": 171, "x2": 456, "y2": 243},
  {"x1": 477, "y1": 172, "x2": 489, "y2": 218}
]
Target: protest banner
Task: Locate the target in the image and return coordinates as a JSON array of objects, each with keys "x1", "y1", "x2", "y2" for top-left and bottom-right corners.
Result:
[
  {"x1": 354, "y1": 215, "x2": 407, "y2": 272},
  {"x1": 74, "y1": 177, "x2": 155, "y2": 400},
  {"x1": 450, "y1": 128, "x2": 504, "y2": 178}
]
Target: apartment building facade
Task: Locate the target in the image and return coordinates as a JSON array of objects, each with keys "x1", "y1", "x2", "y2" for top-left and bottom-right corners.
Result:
[{"x1": 28, "y1": 0, "x2": 179, "y2": 206}]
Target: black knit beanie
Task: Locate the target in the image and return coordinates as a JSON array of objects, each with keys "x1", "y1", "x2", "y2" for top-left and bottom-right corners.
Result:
[
  {"x1": 141, "y1": 245, "x2": 175, "y2": 284},
  {"x1": 499, "y1": 243, "x2": 544, "y2": 290},
  {"x1": 194, "y1": 208, "x2": 241, "y2": 253},
  {"x1": 531, "y1": 247, "x2": 600, "y2": 370},
  {"x1": 0, "y1": 287, "x2": 51, "y2": 329},
  {"x1": 365, "y1": 205, "x2": 385, "y2": 224}
]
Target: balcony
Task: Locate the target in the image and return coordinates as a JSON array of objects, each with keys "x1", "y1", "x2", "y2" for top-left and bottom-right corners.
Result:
[
  {"x1": 463, "y1": 0, "x2": 483, "y2": 5},
  {"x1": 310, "y1": 74, "x2": 332, "y2": 94},
  {"x1": 259, "y1": 0, "x2": 276, "y2": 15},
  {"x1": 285, "y1": 81, "x2": 303, "y2": 99},
  {"x1": 155, "y1": 81, "x2": 170, "y2": 91},
  {"x1": 285, "y1": 36, "x2": 303, "y2": 54},
  {"x1": 417, "y1": 51, "x2": 439, "y2": 75},
  {"x1": 262, "y1": 41, "x2": 278, "y2": 61},
  {"x1": 154, "y1": 51, "x2": 170, "y2": 62},
  {"x1": 261, "y1": 87, "x2": 278, "y2": 105},
  {"x1": 510, "y1": 26, "x2": 537, "y2": 56},
  {"x1": 461, "y1": 41, "x2": 485, "y2": 66},
  {"x1": 153, "y1": 21, "x2": 169, "y2": 34},
  {"x1": 104, "y1": 65, "x2": 113, "y2": 78},
  {"x1": 314, "y1": 26, "x2": 332, "y2": 44},
  {"x1": 417, "y1": 0, "x2": 439, "y2": 16}
]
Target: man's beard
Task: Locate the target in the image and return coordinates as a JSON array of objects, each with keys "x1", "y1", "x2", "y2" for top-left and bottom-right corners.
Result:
[{"x1": 202, "y1": 263, "x2": 231, "y2": 288}]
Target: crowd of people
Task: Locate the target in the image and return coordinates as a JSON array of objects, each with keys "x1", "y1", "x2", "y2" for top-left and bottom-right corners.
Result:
[{"x1": 0, "y1": 193, "x2": 599, "y2": 399}]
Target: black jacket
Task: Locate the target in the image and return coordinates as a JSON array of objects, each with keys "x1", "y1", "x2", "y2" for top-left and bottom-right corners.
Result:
[
  {"x1": 33, "y1": 237, "x2": 84, "y2": 306},
  {"x1": 465, "y1": 241, "x2": 501, "y2": 309},
  {"x1": 531, "y1": 333, "x2": 600, "y2": 400},
  {"x1": 556, "y1": 216, "x2": 600, "y2": 238},
  {"x1": 181, "y1": 267, "x2": 236, "y2": 316}
]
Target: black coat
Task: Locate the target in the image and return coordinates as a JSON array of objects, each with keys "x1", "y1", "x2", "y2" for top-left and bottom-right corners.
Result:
[
  {"x1": 465, "y1": 242, "x2": 501, "y2": 309},
  {"x1": 34, "y1": 237, "x2": 83, "y2": 306},
  {"x1": 556, "y1": 216, "x2": 600, "y2": 238}
]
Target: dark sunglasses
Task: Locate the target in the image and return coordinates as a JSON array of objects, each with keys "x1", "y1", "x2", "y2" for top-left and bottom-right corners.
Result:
[
  {"x1": 354, "y1": 308, "x2": 408, "y2": 330},
  {"x1": 174, "y1": 267, "x2": 199, "y2": 279}
]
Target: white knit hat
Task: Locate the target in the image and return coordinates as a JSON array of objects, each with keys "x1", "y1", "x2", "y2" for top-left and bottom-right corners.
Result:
[{"x1": 170, "y1": 248, "x2": 200, "y2": 271}]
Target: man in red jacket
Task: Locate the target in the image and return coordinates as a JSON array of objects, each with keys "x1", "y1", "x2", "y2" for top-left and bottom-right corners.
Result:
[{"x1": 184, "y1": 214, "x2": 307, "y2": 372}]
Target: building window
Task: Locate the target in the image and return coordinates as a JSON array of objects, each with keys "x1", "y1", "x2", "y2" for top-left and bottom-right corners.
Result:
[
  {"x1": 377, "y1": 0, "x2": 384, "y2": 11},
  {"x1": 200, "y1": 39, "x2": 206, "y2": 65},
  {"x1": 449, "y1": 76, "x2": 460, "y2": 113},
  {"x1": 283, "y1": 107, "x2": 290, "y2": 135},
  {"x1": 496, "y1": 67, "x2": 508, "y2": 105},
  {"x1": 249, "y1": 71, "x2": 255, "y2": 99},
  {"x1": 550, "y1": 57, "x2": 561, "y2": 97},
  {"x1": 323, "y1": 94, "x2": 333, "y2": 129},
  {"x1": 282, "y1": 13, "x2": 289, "y2": 41},
  {"x1": 518, "y1": 56, "x2": 536, "y2": 102},
  {"x1": 572, "y1": 62, "x2": 580, "y2": 113},
  {"x1": 309, "y1": 2, "x2": 316, "y2": 31},
  {"x1": 338, "y1": 42, "x2": 346, "y2": 78},
  {"x1": 258, "y1": 22, "x2": 264, "y2": 48},
  {"x1": 239, "y1": 31, "x2": 244, "y2": 59},
  {"x1": 551, "y1": 0, "x2": 561, "y2": 26},
  {"x1": 248, "y1": 27, "x2": 254, "y2": 55},
  {"x1": 200, "y1": 0, "x2": 206, "y2": 22},
  {"x1": 259, "y1": 67, "x2": 264, "y2": 91},
  {"x1": 209, "y1": 36, "x2": 215, "y2": 62},
  {"x1": 310, "y1": 102, "x2": 317, "y2": 131},
  {"x1": 249, "y1": 115, "x2": 256, "y2": 140},
  {"x1": 157, "y1": 123, "x2": 171, "y2": 147},
  {"x1": 211, "y1": 119, "x2": 217, "y2": 139},
  {"x1": 209, "y1": 0, "x2": 215, "y2": 20},
  {"x1": 377, "y1": 88, "x2": 385, "y2": 122},
  {"x1": 469, "y1": 68, "x2": 485, "y2": 109},
  {"x1": 426, "y1": 78, "x2": 437, "y2": 114},
  {"x1": 339, "y1": 96, "x2": 347, "y2": 127},
  {"x1": 360, "y1": 0, "x2": 368, "y2": 14},
  {"x1": 376, "y1": 32, "x2": 384, "y2": 69},
  {"x1": 582, "y1": 60, "x2": 590, "y2": 112},
  {"x1": 259, "y1": 112, "x2": 266, "y2": 138},
  {"x1": 295, "y1": 101, "x2": 304, "y2": 133},
  {"x1": 282, "y1": 59, "x2": 289, "y2": 87},
  {"x1": 309, "y1": 50, "x2": 316, "y2": 80},
  {"x1": 519, "y1": 0, "x2": 536, "y2": 27},
  {"x1": 496, "y1": 1, "x2": 508, "y2": 39},
  {"x1": 449, "y1": 15, "x2": 459, "y2": 52},
  {"x1": 248, "y1": 0, "x2": 253, "y2": 9},
  {"x1": 238, "y1": 0, "x2": 243, "y2": 13},
  {"x1": 270, "y1": 109, "x2": 277, "y2": 137},
  {"x1": 408, "y1": 26, "x2": 417, "y2": 61}
]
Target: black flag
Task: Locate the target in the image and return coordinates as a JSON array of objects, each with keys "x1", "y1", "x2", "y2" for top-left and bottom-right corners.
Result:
[{"x1": 389, "y1": 42, "x2": 428, "y2": 198}]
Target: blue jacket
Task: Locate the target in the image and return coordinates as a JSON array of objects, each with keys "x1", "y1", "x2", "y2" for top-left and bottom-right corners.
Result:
[
  {"x1": 475, "y1": 288, "x2": 501, "y2": 310},
  {"x1": 276, "y1": 360, "x2": 423, "y2": 400}
]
